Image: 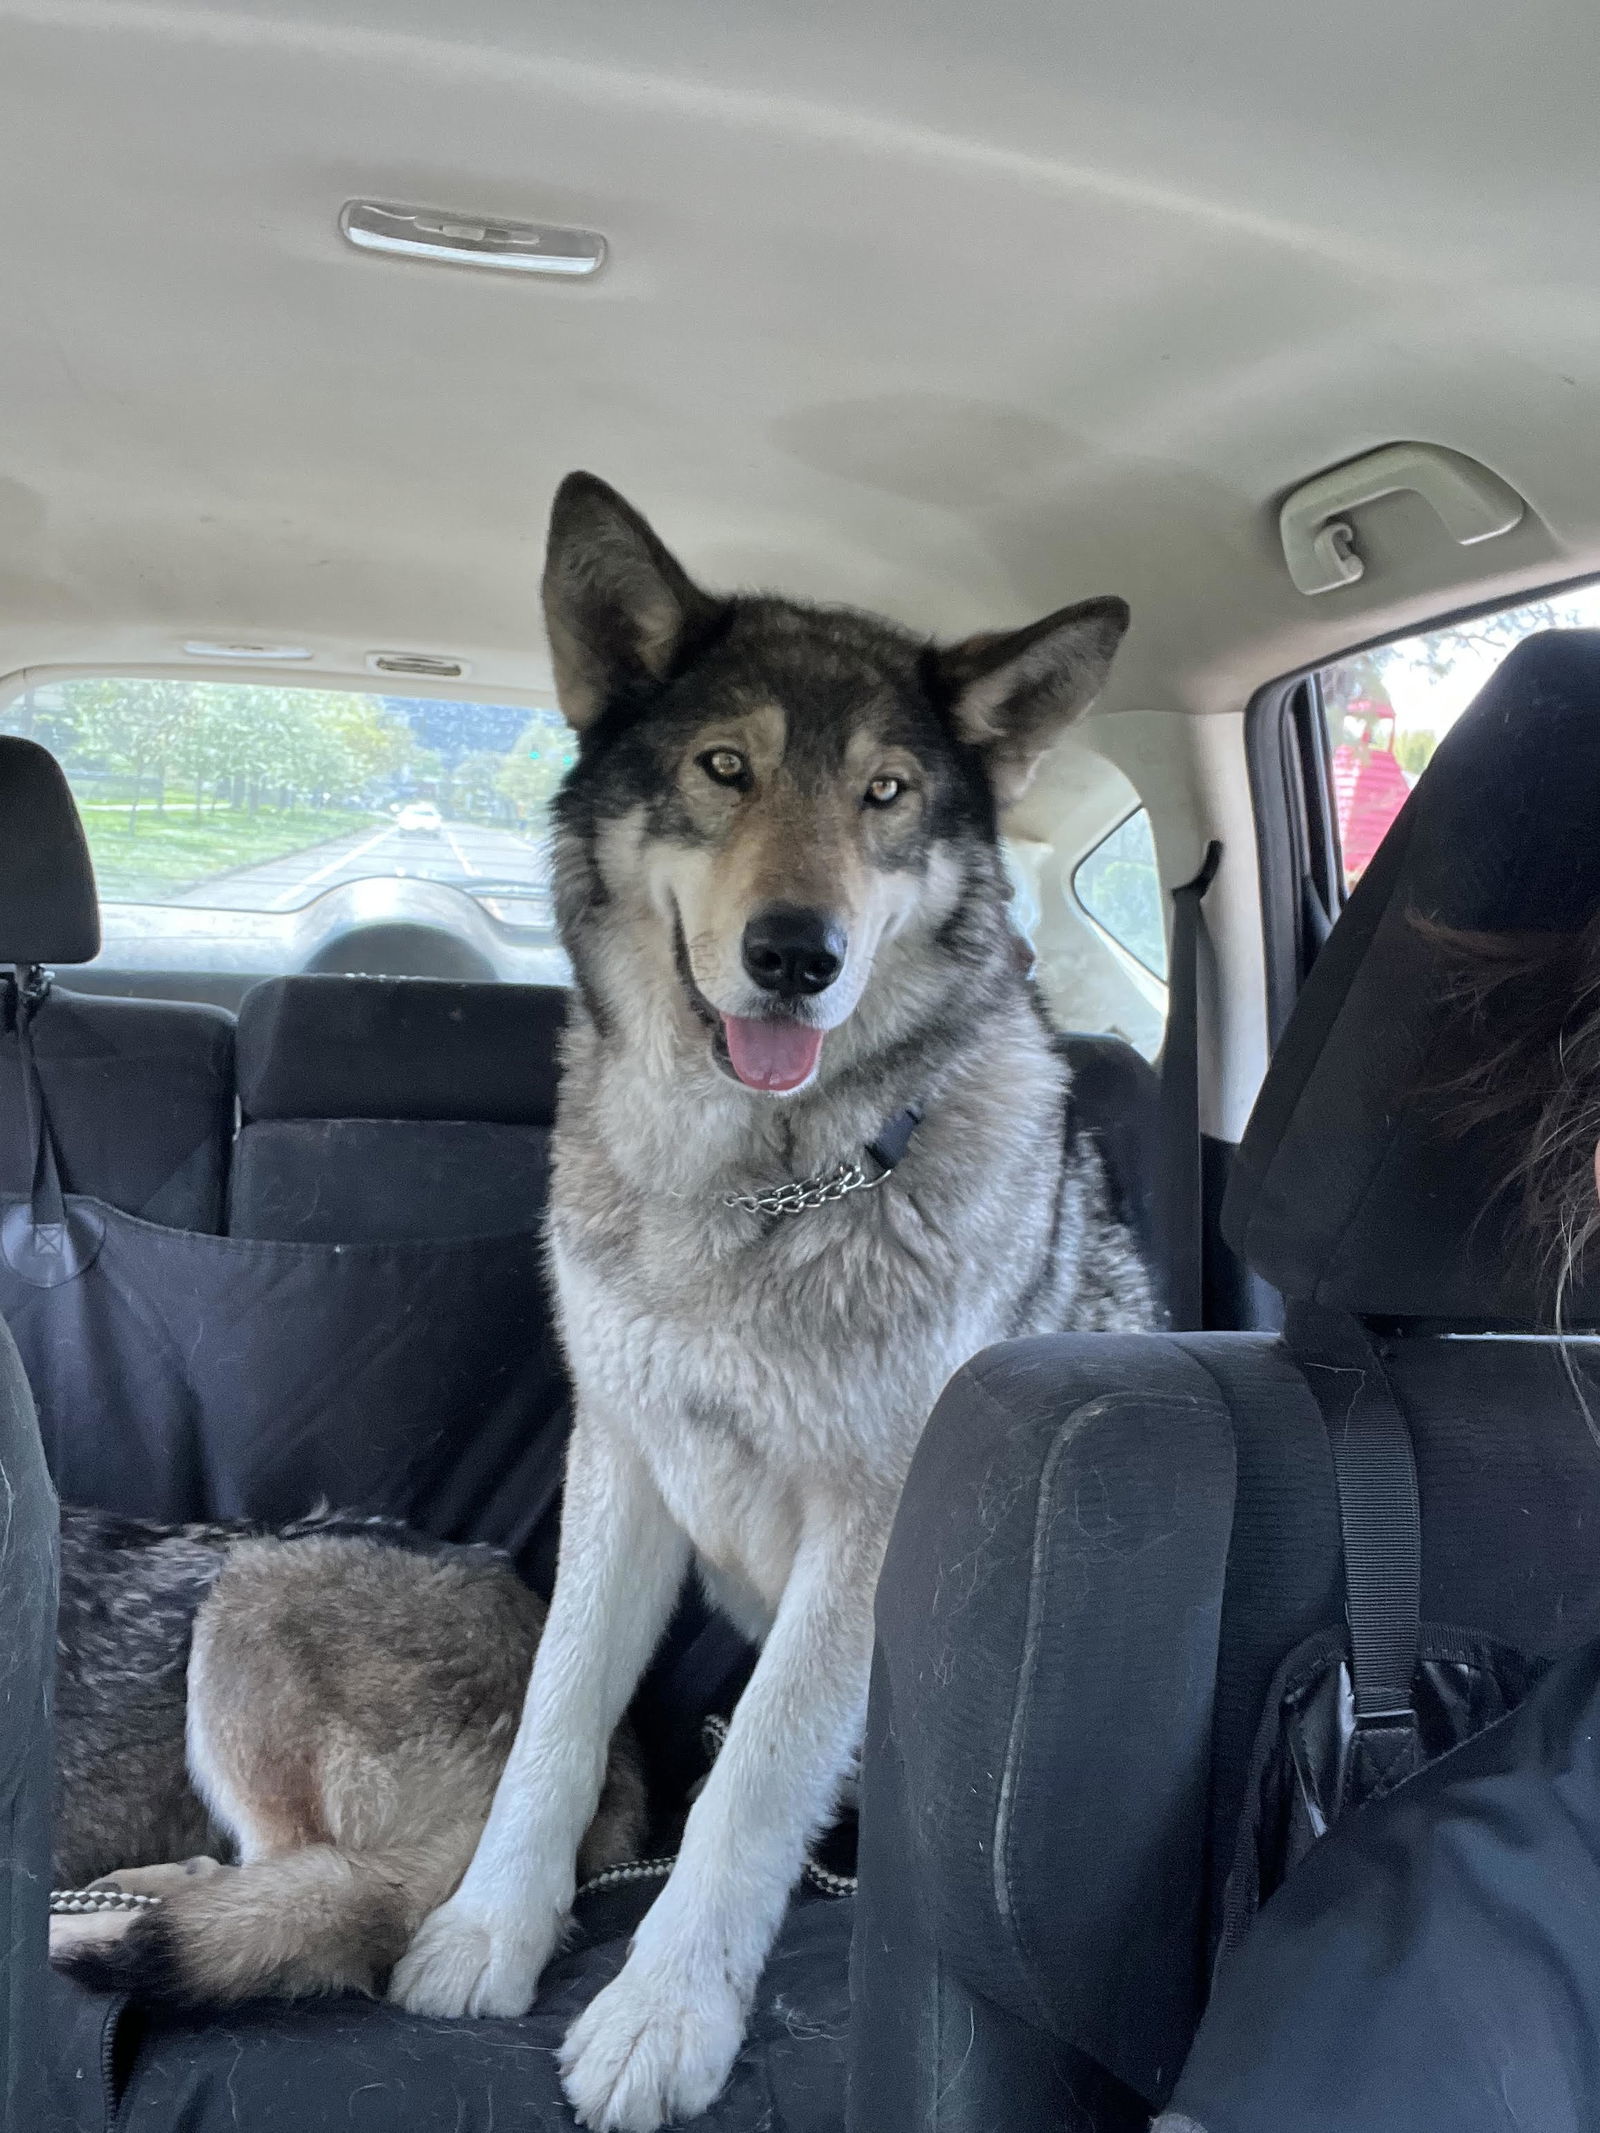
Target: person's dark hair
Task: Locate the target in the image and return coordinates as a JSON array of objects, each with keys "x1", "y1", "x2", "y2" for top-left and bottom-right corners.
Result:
[{"x1": 1421, "y1": 911, "x2": 1600, "y2": 1301}]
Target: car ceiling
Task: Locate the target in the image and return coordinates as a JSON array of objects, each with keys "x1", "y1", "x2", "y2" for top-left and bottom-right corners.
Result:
[{"x1": 3, "y1": 0, "x2": 1599, "y2": 722}]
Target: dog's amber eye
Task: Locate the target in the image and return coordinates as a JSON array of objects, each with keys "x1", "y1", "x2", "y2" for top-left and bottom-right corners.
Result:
[
  {"x1": 701, "y1": 748, "x2": 748, "y2": 787},
  {"x1": 864, "y1": 777, "x2": 902, "y2": 808}
]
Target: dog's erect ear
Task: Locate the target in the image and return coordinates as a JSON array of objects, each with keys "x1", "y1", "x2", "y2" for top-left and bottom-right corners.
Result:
[
  {"x1": 934, "y1": 596, "x2": 1130, "y2": 806},
  {"x1": 542, "y1": 473, "x2": 722, "y2": 731}
]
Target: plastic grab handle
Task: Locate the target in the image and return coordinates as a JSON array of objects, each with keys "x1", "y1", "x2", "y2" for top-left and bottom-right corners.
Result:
[{"x1": 1278, "y1": 443, "x2": 1525, "y2": 596}]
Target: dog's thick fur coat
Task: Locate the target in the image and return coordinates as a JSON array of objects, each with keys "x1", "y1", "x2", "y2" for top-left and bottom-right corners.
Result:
[
  {"x1": 389, "y1": 475, "x2": 1156, "y2": 2130},
  {"x1": 53, "y1": 1507, "x2": 645, "y2": 2006}
]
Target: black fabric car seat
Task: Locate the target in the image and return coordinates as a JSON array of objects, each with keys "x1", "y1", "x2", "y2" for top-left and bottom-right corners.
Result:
[
  {"x1": 6, "y1": 749, "x2": 1168, "y2": 2125},
  {"x1": 1058, "y1": 1030, "x2": 1162, "y2": 1286},
  {"x1": 231, "y1": 985, "x2": 1159, "y2": 1254},
  {"x1": 229, "y1": 973, "x2": 565, "y2": 1243},
  {"x1": 0, "y1": 1313, "x2": 56, "y2": 2133},
  {"x1": 227, "y1": 968, "x2": 758, "y2": 1794},
  {"x1": 14, "y1": 872, "x2": 841, "y2": 2124},
  {"x1": 0, "y1": 739, "x2": 236, "y2": 1235},
  {"x1": 850, "y1": 630, "x2": 1600, "y2": 2131}
]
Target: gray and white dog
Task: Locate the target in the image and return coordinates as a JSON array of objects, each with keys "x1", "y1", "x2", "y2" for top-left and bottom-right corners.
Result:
[
  {"x1": 389, "y1": 474, "x2": 1157, "y2": 2130},
  {"x1": 52, "y1": 1505, "x2": 645, "y2": 2005}
]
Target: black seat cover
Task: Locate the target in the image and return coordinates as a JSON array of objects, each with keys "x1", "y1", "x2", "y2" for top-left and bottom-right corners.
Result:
[
  {"x1": 23, "y1": 966, "x2": 820, "y2": 2127},
  {"x1": 850, "y1": 631, "x2": 1600, "y2": 2131},
  {"x1": 0, "y1": 739, "x2": 235, "y2": 1234},
  {"x1": 0, "y1": 1315, "x2": 56, "y2": 2133},
  {"x1": 230, "y1": 974, "x2": 566, "y2": 1242},
  {"x1": 235, "y1": 972, "x2": 565, "y2": 1126},
  {"x1": 0, "y1": 990, "x2": 236, "y2": 1233}
]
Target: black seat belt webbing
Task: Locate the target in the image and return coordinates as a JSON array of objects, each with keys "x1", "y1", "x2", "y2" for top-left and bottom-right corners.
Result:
[
  {"x1": 1284, "y1": 1299, "x2": 1423, "y2": 1805},
  {"x1": 1, "y1": 963, "x2": 103, "y2": 1287},
  {"x1": 1160, "y1": 841, "x2": 1222, "y2": 1331}
]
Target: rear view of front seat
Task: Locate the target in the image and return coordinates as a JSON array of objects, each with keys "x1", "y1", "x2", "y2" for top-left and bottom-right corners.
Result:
[
  {"x1": 0, "y1": 738, "x2": 236, "y2": 1234},
  {"x1": 850, "y1": 630, "x2": 1600, "y2": 2131}
]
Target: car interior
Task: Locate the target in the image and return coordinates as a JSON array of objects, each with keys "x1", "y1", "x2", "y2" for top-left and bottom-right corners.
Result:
[{"x1": 5, "y1": 2, "x2": 1600, "y2": 2129}]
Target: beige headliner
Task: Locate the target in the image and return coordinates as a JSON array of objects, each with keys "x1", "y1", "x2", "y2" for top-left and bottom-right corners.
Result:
[{"x1": 2, "y1": 0, "x2": 1597, "y2": 722}]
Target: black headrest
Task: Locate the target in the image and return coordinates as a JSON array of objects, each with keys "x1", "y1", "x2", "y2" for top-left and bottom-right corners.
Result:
[
  {"x1": 1225, "y1": 629, "x2": 1600, "y2": 1327},
  {"x1": 0, "y1": 738, "x2": 100, "y2": 965},
  {"x1": 236, "y1": 974, "x2": 567, "y2": 1125}
]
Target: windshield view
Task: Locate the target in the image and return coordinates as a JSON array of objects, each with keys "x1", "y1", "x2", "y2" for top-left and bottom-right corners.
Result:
[{"x1": 1, "y1": 678, "x2": 569, "y2": 933}]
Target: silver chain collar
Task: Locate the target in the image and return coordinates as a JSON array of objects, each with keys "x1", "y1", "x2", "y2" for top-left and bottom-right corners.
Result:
[
  {"x1": 721, "y1": 1100, "x2": 924, "y2": 1219},
  {"x1": 722, "y1": 1158, "x2": 891, "y2": 1219}
]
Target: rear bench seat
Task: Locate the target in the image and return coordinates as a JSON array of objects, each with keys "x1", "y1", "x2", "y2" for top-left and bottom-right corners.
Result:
[
  {"x1": 230, "y1": 968, "x2": 763, "y2": 1809},
  {"x1": 231, "y1": 984, "x2": 1159, "y2": 1251},
  {"x1": 0, "y1": 732, "x2": 1168, "y2": 2132},
  {"x1": 230, "y1": 974, "x2": 565, "y2": 1243},
  {"x1": 0, "y1": 738, "x2": 235, "y2": 1234}
]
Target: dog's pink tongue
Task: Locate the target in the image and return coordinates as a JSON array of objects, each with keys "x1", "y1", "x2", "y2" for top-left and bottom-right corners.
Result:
[{"x1": 722, "y1": 1016, "x2": 824, "y2": 1092}]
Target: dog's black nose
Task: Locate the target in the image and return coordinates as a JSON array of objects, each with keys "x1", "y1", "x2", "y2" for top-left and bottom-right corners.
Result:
[{"x1": 741, "y1": 907, "x2": 846, "y2": 997}]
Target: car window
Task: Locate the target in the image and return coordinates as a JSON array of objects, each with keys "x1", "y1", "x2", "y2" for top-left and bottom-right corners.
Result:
[
  {"x1": 1, "y1": 677, "x2": 572, "y2": 975},
  {"x1": 1072, "y1": 808, "x2": 1167, "y2": 982},
  {"x1": 1319, "y1": 583, "x2": 1600, "y2": 888}
]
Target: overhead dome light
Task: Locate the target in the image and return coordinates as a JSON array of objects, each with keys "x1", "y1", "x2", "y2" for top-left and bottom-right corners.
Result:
[
  {"x1": 340, "y1": 201, "x2": 606, "y2": 279},
  {"x1": 183, "y1": 640, "x2": 313, "y2": 661}
]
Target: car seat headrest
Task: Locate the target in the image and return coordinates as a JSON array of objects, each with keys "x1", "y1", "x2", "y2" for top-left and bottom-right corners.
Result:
[
  {"x1": 1224, "y1": 629, "x2": 1600, "y2": 1327},
  {"x1": 236, "y1": 974, "x2": 568, "y2": 1125},
  {"x1": 0, "y1": 738, "x2": 100, "y2": 967}
]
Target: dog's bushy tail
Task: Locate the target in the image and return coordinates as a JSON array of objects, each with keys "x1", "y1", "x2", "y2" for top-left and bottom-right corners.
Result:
[{"x1": 58, "y1": 1845, "x2": 447, "y2": 2008}]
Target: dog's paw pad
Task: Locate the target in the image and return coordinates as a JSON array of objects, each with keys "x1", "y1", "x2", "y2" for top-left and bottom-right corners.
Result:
[
  {"x1": 389, "y1": 1904, "x2": 546, "y2": 2020},
  {"x1": 559, "y1": 1960, "x2": 744, "y2": 2132}
]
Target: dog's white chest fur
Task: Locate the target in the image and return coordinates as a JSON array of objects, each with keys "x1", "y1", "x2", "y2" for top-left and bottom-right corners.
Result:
[
  {"x1": 547, "y1": 1009, "x2": 1112, "y2": 1631},
  {"x1": 553, "y1": 1204, "x2": 979, "y2": 1629}
]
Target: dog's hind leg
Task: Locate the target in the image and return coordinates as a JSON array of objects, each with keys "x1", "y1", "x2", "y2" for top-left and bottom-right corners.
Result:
[
  {"x1": 557, "y1": 1503, "x2": 880, "y2": 2132},
  {"x1": 390, "y1": 1417, "x2": 689, "y2": 2022},
  {"x1": 56, "y1": 1646, "x2": 492, "y2": 2007},
  {"x1": 56, "y1": 1547, "x2": 504, "y2": 2008}
]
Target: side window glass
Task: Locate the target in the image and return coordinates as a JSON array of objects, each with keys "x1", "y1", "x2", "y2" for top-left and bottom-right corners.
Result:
[
  {"x1": 1319, "y1": 585, "x2": 1600, "y2": 887},
  {"x1": 1072, "y1": 809, "x2": 1167, "y2": 981}
]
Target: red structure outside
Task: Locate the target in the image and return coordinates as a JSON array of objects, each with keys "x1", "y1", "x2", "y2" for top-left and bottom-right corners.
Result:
[{"x1": 1331, "y1": 698, "x2": 1413, "y2": 884}]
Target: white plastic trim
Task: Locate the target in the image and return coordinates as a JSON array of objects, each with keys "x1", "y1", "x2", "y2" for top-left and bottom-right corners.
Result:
[{"x1": 1279, "y1": 444, "x2": 1526, "y2": 597}]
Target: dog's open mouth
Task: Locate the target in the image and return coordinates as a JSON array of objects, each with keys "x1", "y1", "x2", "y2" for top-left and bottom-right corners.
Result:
[
  {"x1": 718, "y1": 1016, "x2": 824, "y2": 1093},
  {"x1": 673, "y1": 913, "x2": 825, "y2": 1093}
]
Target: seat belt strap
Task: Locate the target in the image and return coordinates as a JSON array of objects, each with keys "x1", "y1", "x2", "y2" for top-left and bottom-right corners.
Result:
[
  {"x1": 1159, "y1": 842, "x2": 1222, "y2": 1330},
  {"x1": 1, "y1": 964, "x2": 103, "y2": 1287},
  {"x1": 1284, "y1": 1300, "x2": 1423, "y2": 1806}
]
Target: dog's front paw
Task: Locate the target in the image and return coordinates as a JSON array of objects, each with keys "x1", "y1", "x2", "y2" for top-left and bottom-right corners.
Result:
[
  {"x1": 558, "y1": 1954, "x2": 745, "y2": 2131},
  {"x1": 388, "y1": 1896, "x2": 556, "y2": 2019}
]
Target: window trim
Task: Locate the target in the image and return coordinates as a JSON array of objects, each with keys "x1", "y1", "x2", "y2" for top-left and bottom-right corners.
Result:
[{"x1": 1246, "y1": 674, "x2": 1341, "y2": 1046}]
